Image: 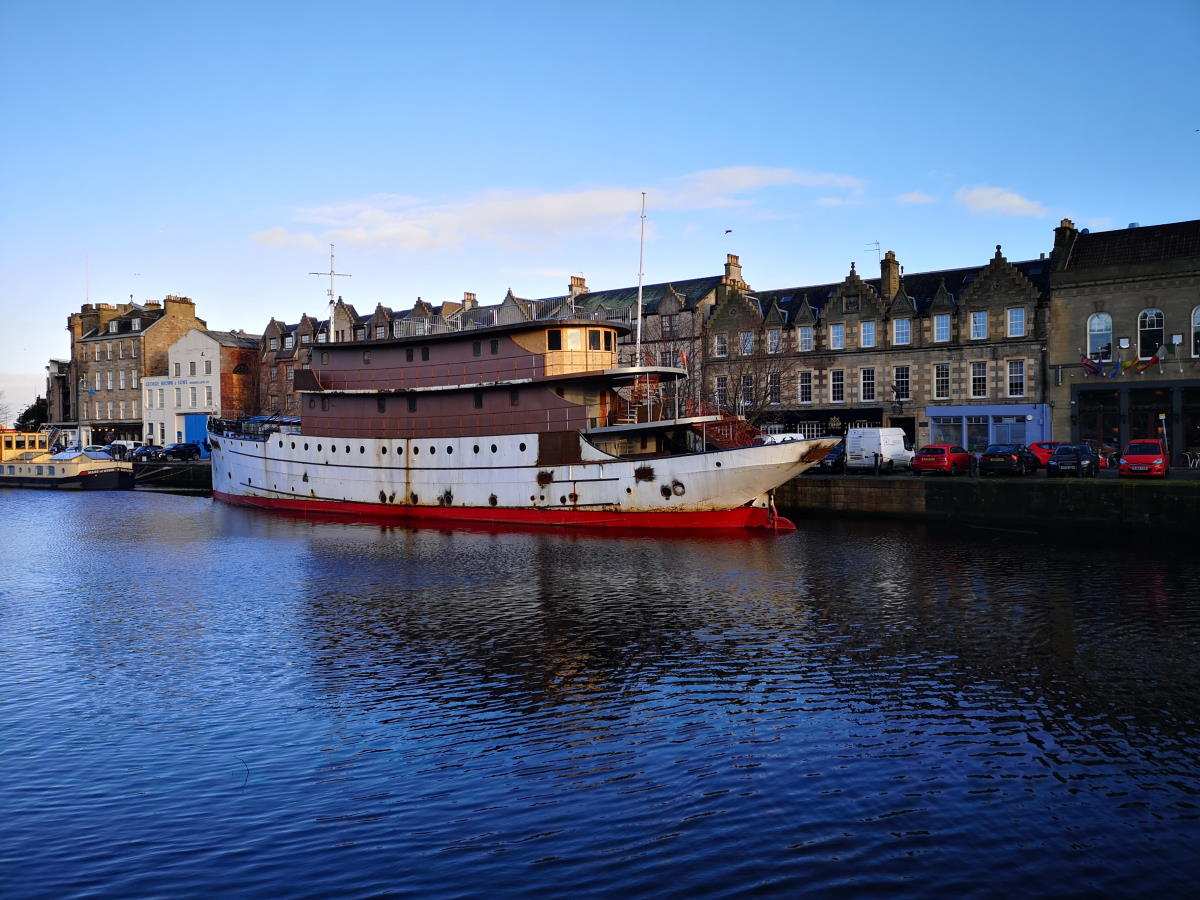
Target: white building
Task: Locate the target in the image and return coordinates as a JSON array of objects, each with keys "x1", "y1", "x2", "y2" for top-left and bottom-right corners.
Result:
[{"x1": 142, "y1": 329, "x2": 260, "y2": 445}]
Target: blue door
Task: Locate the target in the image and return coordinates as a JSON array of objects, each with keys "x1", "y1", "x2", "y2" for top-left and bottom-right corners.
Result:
[{"x1": 183, "y1": 413, "x2": 210, "y2": 457}]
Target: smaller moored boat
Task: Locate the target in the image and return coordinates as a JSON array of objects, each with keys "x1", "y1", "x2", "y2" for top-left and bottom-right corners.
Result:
[{"x1": 0, "y1": 448, "x2": 134, "y2": 490}]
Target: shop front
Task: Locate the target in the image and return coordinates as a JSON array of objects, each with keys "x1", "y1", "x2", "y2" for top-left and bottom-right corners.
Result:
[
  {"x1": 1073, "y1": 379, "x2": 1200, "y2": 466},
  {"x1": 760, "y1": 406, "x2": 884, "y2": 439},
  {"x1": 922, "y1": 403, "x2": 1050, "y2": 453}
]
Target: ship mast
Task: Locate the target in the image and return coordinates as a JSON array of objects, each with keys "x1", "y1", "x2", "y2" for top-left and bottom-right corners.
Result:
[
  {"x1": 635, "y1": 193, "x2": 647, "y2": 418},
  {"x1": 310, "y1": 243, "x2": 351, "y2": 341}
]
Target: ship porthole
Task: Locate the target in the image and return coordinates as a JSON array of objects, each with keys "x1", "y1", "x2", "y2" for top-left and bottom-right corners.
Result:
[
  {"x1": 519, "y1": 442, "x2": 527, "y2": 452},
  {"x1": 715, "y1": 461, "x2": 722, "y2": 468},
  {"x1": 304, "y1": 443, "x2": 309, "y2": 451},
  {"x1": 413, "y1": 446, "x2": 419, "y2": 455},
  {"x1": 345, "y1": 445, "x2": 350, "y2": 454},
  {"x1": 290, "y1": 442, "x2": 295, "y2": 449},
  {"x1": 446, "y1": 446, "x2": 453, "y2": 455},
  {"x1": 360, "y1": 446, "x2": 365, "y2": 454},
  {"x1": 430, "y1": 446, "x2": 436, "y2": 455},
  {"x1": 473, "y1": 445, "x2": 480, "y2": 454},
  {"x1": 381, "y1": 446, "x2": 387, "y2": 455},
  {"x1": 278, "y1": 441, "x2": 283, "y2": 448},
  {"x1": 318, "y1": 444, "x2": 323, "y2": 452},
  {"x1": 625, "y1": 487, "x2": 631, "y2": 494},
  {"x1": 559, "y1": 495, "x2": 566, "y2": 505},
  {"x1": 490, "y1": 444, "x2": 497, "y2": 453}
]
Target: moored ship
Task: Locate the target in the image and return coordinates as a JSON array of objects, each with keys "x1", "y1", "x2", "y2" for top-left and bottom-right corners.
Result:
[
  {"x1": 208, "y1": 319, "x2": 836, "y2": 531},
  {"x1": 0, "y1": 447, "x2": 134, "y2": 490}
]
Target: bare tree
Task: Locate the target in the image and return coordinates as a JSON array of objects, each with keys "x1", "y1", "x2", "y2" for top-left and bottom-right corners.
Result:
[
  {"x1": 0, "y1": 391, "x2": 11, "y2": 428},
  {"x1": 703, "y1": 317, "x2": 802, "y2": 426}
]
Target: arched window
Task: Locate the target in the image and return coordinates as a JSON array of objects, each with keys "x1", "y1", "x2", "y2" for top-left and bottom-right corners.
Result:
[
  {"x1": 1138, "y1": 308, "x2": 1164, "y2": 360},
  {"x1": 1192, "y1": 305, "x2": 1200, "y2": 358},
  {"x1": 1087, "y1": 313, "x2": 1112, "y2": 362}
]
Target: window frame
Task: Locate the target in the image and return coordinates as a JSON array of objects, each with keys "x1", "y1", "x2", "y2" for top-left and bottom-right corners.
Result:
[
  {"x1": 797, "y1": 370, "x2": 813, "y2": 404},
  {"x1": 1087, "y1": 312, "x2": 1113, "y2": 362},
  {"x1": 969, "y1": 310, "x2": 988, "y2": 341},
  {"x1": 933, "y1": 313, "x2": 951, "y2": 343},
  {"x1": 1007, "y1": 307, "x2": 1026, "y2": 338},
  {"x1": 970, "y1": 361, "x2": 988, "y2": 399},
  {"x1": 1138, "y1": 308, "x2": 1165, "y2": 360},
  {"x1": 934, "y1": 362, "x2": 950, "y2": 400},
  {"x1": 830, "y1": 369, "x2": 845, "y2": 403},
  {"x1": 1007, "y1": 360, "x2": 1026, "y2": 397},
  {"x1": 893, "y1": 318, "x2": 911, "y2": 346},
  {"x1": 860, "y1": 320, "x2": 876, "y2": 348},
  {"x1": 738, "y1": 331, "x2": 754, "y2": 356},
  {"x1": 713, "y1": 333, "x2": 728, "y2": 358},
  {"x1": 893, "y1": 365, "x2": 911, "y2": 401},
  {"x1": 797, "y1": 326, "x2": 814, "y2": 353},
  {"x1": 829, "y1": 323, "x2": 845, "y2": 351},
  {"x1": 860, "y1": 367, "x2": 875, "y2": 402}
]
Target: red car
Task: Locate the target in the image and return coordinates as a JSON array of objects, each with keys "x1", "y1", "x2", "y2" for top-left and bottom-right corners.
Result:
[
  {"x1": 911, "y1": 443, "x2": 973, "y2": 476},
  {"x1": 1028, "y1": 441, "x2": 1065, "y2": 468},
  {"x1": 1119, "y1": 439, "x2": 1169, "y2": 478}
]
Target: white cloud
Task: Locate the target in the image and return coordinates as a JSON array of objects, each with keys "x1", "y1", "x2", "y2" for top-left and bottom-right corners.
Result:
[
  {"x1": 896, "y1": 191, "x2": 936, "y2": 205},
  {"x1": 1083, "y1": 216, "x2": 1113, "y2": 230},
  {"x1": 254, "y1": 165, "x2": 866, "y2": 252},
  {"x1": 954, "y1": 186, "x2": 1046, "y2": 217}
]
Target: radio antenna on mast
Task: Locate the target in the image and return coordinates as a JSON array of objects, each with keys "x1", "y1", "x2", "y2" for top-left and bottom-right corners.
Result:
[
  {"x1": 635, "y1": 193, "x2": 646, "y2": 361},
  {"x1": 866, "y1": 240, "x2": 882, "y2": 263},
  {"x1": 310, "y1": 243, "x2": 351, "y2": 337}
]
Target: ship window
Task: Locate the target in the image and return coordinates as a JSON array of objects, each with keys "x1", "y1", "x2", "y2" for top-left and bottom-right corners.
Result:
[
  {"x1": 547, "y1": 329, "x2": 562, "y2": 351},
  {"x1": 589, "y1": 329, "x2": 602, "y2": 350},
  {"x1": 360, "y1": 446, "x2": 365, "y2": 454},
  {"x1": 519, "y1": 442, "x2": 527, "y2": 452},
  {"x1": 345, "y1": 445, "x2": 350, "y2": 454},
  {"x1": 290, "y1": 442, "x2": 295, "y2": 449},
  {"x1": 304, "y1": 443, "x2": 309, "y2": 450},
  {"x1": 278, "y1": 441, "x2": 283, "y2": 448},
  {"x1": 320, "y1": 352, "x2": 329, "y2": 365},
  {"x1": 446, "y1": 446, "x2": 452, "y2": 454},
  {"x1": 407, "y1": 396, "x2": 417, "y2": 412},
  {"x1": 318, "y1": 444, "x2": 323, "y2": 452},
  {"x1": 309, "y1": 397, "x2": 316, "y2": 409},
  {"x1": 473, "y1": 445, "x2": 480, "y2": 454},
  {"x1": 321, "y1": 397, "x2": 329, "y2": 411},
  {"x1": 406, "y1": 348, "x2": 414, "y2": 362},
  {"x1": 377, "y1": 396, "x2": 386, "y2": 414},
  {"x1": 421, "y1": 347, "x2": 429, "y2": 361},
  {"x1": 412, "y1": 446, "x2": 419, "y2": 455},
  {"x1": 430, "y1": 446, "x2": 436, "y2": 454},
  {"x1": 473, "y1": 391, "x2": 483, "y2": 409},
  {"x1": 473, "y1": 341, "x2": 482, "y2": 357},
  {"x1": 490, "y1": 444, "x2": 497, "y2": 453},
  {"x1": 510, "y1": 388, "x2": 519, "y2": 406},
  {"x1": 604, "y1": 331, "x2": 613, "y2": 351},
  {"x1": 381, "y1": 446, "x2": 387, "y2": 454},
  {"x1": 363, "y1": 350, "x2": 371, "y2": 364},
  {"x1": 490, "y1": 339, "x2": 499, "y2": 355}
]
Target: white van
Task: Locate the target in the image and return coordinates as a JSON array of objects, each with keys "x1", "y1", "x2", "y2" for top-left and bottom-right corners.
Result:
[{"x1": 845, "y1": 427, "x2": 914, "y2": 472}]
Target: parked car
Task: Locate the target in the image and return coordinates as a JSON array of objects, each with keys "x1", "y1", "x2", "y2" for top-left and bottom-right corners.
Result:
[
  {"x1": 1028, "y1": 440, "x2": 1065, "y2": 468},
  {"x1": 1118, "y1": 439, "x2": 1169, "y2": 479},
  {"x1": 845, "y1": 427, "x2": 914, "y2": 472},
  {"x1": 815, "y1": 440, "x2": 846, "y2": 473},
  {"x1": 101, "y1": 443, "x2": 128, "y2": 460},
  {"x1": 131, "y1": 445, "x2": 165, "y2": 462},
  {"x1": 82, "y1": 445, "x2": 107, "y2": 453},
  {"x1": 911, "y1": 443, "x2": 972, "y2": 476},
  {"x1": 1046, "y1": 443, "x2": 1101, "y2": 478},
  {"x1": 161, "y1": 442, "x2": 203, "y2": 461},
  {"x1": 978, "y1": 443, "x2": 1039, "y2": 476}
]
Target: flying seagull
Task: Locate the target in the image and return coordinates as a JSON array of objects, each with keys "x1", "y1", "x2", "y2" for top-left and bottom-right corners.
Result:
[{"x1": 724, "y1": 229, "x2": 733, "y2": 235}]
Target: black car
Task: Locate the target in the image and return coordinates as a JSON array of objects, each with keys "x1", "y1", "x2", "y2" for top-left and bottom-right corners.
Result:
[
  {"x1": 815, "y1": 440, "x2": 846, "y2": 474},
  {"x1": 1046, "y1": 443, "x2": 1100, "y2": 478},
  {"x1": 161, "y1": 442, "x2": 203, "y2": 461},
  {"x1": 131, "y1": 445, "x2": 165, "y2": 462},
  {"x1": 101, "y1": 443, "x2": 128, "y2": 460},
  {"x1": 978, "y1": 443, "x2": 1039, "y2": 476}
]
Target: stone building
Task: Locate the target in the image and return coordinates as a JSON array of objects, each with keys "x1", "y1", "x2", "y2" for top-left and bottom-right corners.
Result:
[
  {"x1": 1046, "y1": 217, "x2": 1200, "y2": 463},
  {"x1": 45, "y1": 359, "x2": 72, "y2": 438},
  {"x1": 68, "y1": 296, "x2": 207, "y2": 444},
  {"x1": 703, "y1": 245, "x2": 1053, "y2": 450},
  {"x1": 142, "y1": 329, "x2": 260, "y2": 445}
]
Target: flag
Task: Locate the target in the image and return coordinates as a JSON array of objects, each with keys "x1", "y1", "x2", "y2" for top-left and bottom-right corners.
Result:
[{"x1": 1079, "y1": 354, "x2": 1102, "y2": 376}]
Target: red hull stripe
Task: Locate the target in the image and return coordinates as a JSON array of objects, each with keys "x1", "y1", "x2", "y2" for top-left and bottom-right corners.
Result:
[{"x1": 212, "y1": 489, "x2": 796, "y2": 533}]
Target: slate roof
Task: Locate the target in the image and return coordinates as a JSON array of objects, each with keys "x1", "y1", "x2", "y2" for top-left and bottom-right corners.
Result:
[
  {"x1": 753, "y1": 258, "x2": 1049, "y2": 323},
  {"x1": 1064, "y1": 219, "x2": 1200, "y2": 271},
  {"x1": 206, "y1": 329, "x2": 262, "y2": 349},
  {"x1": 80, "y1": 303, "x2": 165, "y2": 339}
]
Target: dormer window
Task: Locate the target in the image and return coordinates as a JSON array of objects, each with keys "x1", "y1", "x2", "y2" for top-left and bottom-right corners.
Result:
[
  {"x1": 131, "y1": 318, "x2": 141, "y2": 331},
  {"x1": 269, "y1": 338, "x2": 279, "y2": 351},
  {"x1": 934, "y1": 314, "x2": 951, "y2": 343},
  {"x1": 108, "y1": 321, "x2": 118, "y2": 333},
  {"x1": 355, "y1": 327, "x2": 366, "y2": 341},
  {"x1": 317, "y1": 332, "x2": 327, "y2": 343},
  {"x1": 893, "y1": 318, "x2": 912, "y2": 345},
  {"x1": 392, "y1": 321, "x2": 402, "y2": 338},
  {"x1": 284, "y1": 335, "x2": 294, "y2": 349},
  {"x1": 375, "y1": 325, "x2": 386, "y2": 339},
  {"x1": 797, "y1": 326, "x2": 814, "y2": 353},
  {"x1": 301, "y1": 334, "x2": 311, "y2": 345}
]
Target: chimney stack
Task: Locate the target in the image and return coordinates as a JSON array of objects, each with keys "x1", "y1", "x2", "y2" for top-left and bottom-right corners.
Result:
[
  {"x1": 880, "y1": 250, "x2": 901, "y2": 300},
  {"x1": 724, "y1": 253, "x2": 744, "y2": 288},
  {"x1": 1051, "y1": 218, "x2": 1078, "y2": 270},
  {"x1": 568, "y1": 275, "x2": 588, "y2": 298},
  {"x1": 462, "y1": 291, "x2": 477, "y2": 309}
]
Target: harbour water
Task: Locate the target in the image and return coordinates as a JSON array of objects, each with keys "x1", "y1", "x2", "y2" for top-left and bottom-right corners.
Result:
[{"x1": 2, "y1": 491, "x2": 1198, "y2": 896}]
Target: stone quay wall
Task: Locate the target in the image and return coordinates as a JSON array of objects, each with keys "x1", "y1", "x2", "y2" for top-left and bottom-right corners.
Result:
[{"x1": 775, "y1": 475, "x2": 1200, "y2": 533}]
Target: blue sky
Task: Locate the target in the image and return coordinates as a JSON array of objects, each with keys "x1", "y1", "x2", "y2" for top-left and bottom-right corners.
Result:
[{"x1": 1, "y1": 0, "x2": 1197, "y2": 415}]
